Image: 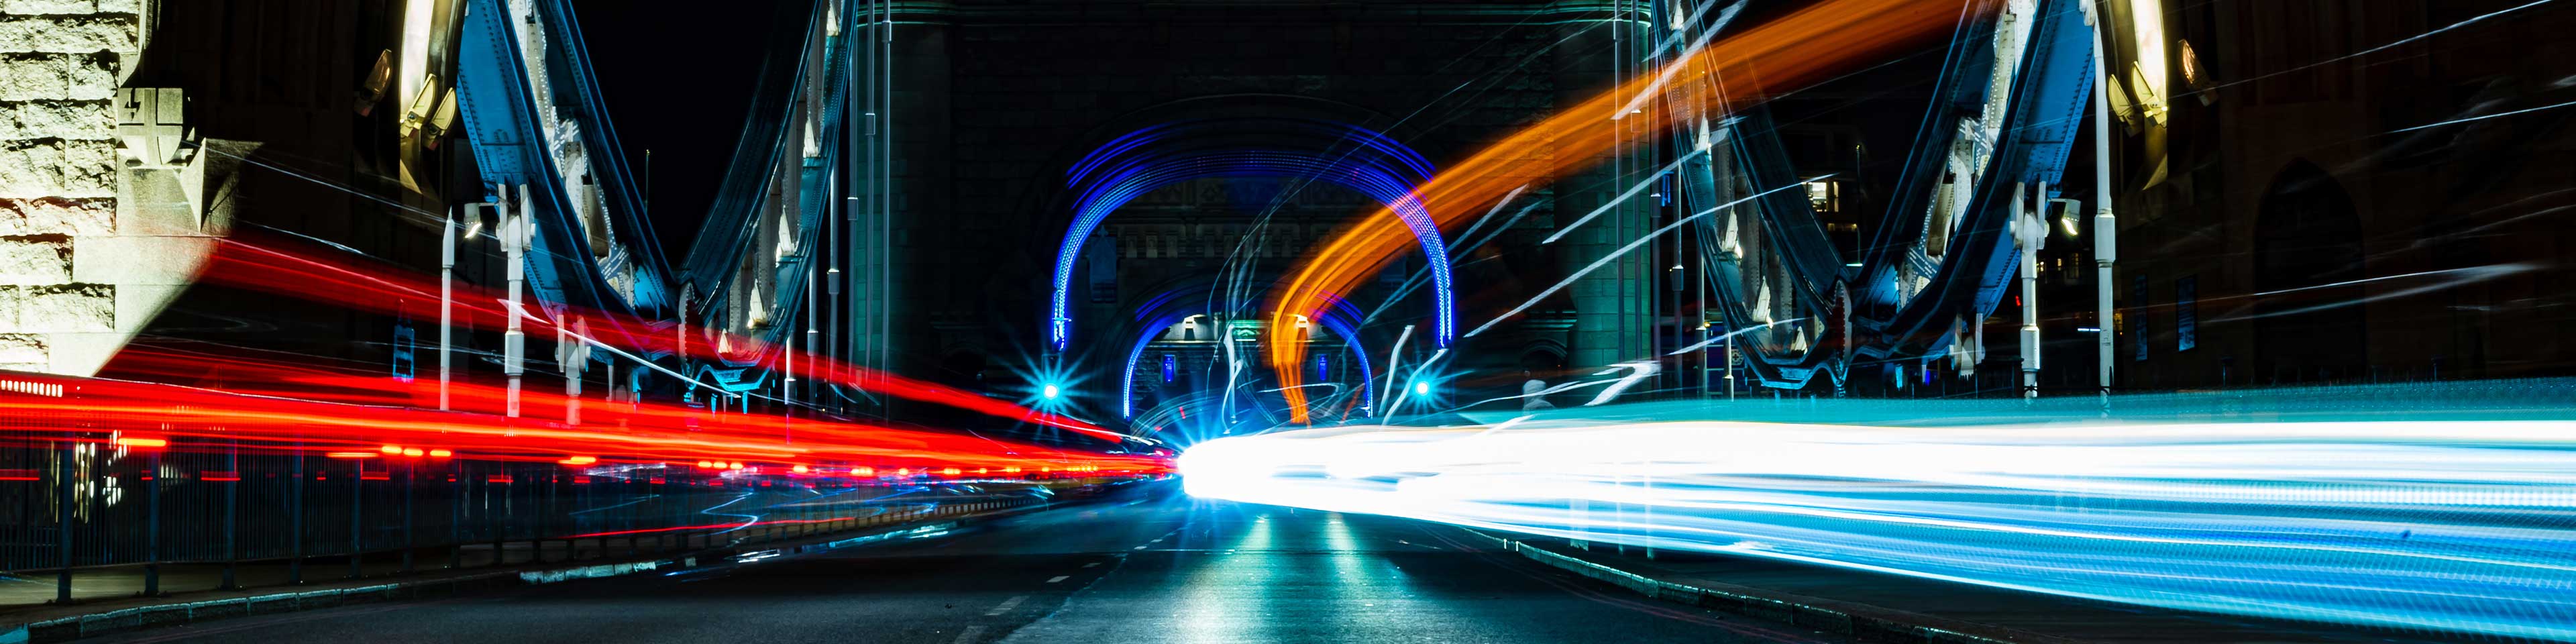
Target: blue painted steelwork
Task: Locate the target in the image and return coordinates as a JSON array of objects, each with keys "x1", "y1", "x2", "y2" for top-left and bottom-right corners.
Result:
[
  {"x1": 455, "y1": 0, "x2": 678, "y2": 338},
  {"x1": 1853, "y1": 0, "x2": 2096, "y2": 358},
  {"x1": 672, "y1": 0, "x2": 853, "y2": 358},
  {"x1": 1682, "y1": 0, "x2": 2098, "y2": 388},
  {"x1": 457, "y1": 0, "x2": 852, "y2": 372},
  {"x1": 1048, "y1": 120, "x2": 1452, "y2": 353}
]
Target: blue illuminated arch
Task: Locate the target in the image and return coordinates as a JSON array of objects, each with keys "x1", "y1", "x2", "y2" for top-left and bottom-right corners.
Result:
[
  {"x1": 1048, "y1": 119, "x2": 1452, "y2": 352},
  {"x1": 1116, "y1": 292, "x2": 1375, "y2": 419}
]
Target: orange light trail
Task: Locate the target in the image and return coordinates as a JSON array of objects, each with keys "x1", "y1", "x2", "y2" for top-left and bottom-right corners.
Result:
[{"x1": 1265, "y1": 0, "x2": 1968, "y2": 421}]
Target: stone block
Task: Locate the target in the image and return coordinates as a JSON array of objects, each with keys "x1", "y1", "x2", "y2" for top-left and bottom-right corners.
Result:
[
  {"x1": 15, "y1": 282, "x2": 110, "y2": 331},
  {"x1": 39, "y1": 329, "x2": 121, "y2": 375},
  {"x1": 0, "y1": 54, "x2": 68, "y2": 102},
  {"x1": 0, "y1": 235, "x2": 69, "y2": 284},
  {"x1": 0, "y1": 139, "x2": 112, "y2": 199},
  {"x1": 0, "y1": 0, "x2": 93, "y2": 13},
  {"x1": 0, "y1": 16, "x2": 135, "y2": 53},
  {"x1": 0, "y1": 99, "x2": 112, "y2": 140},
  {"x1": 73, "y1": 235, "x2": 208, "y2": 284},
  {"x1": 111, "y1": 281, "x2": 182, "y2": 333},
  {"x1": 0, "y1": 140, "x2": 62, "y2": 198},
  {"x1": 68, "y1": 52, "x2": 116, "y2": 100},
  {"x1": 93, "y1": 0, "x2": 135, "y2": 13},
  {"x1": 57, "y1": 136, "x2": 110, "y2": 191},
  {"x1": 0, "y1": 333, "x2": 42, "y2": 364},
  {"x1": 0, "y1": 196, "x2": 111, "y2": 234}
]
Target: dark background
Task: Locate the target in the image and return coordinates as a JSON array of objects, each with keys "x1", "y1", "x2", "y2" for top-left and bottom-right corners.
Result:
[{"x1": 572, "y1": 1, "x2": 800, "y2": 256}]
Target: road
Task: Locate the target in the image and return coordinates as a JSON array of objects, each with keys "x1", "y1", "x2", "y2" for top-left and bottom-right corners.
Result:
[{"x1": 77, "y1": 485, "x2": 1829, "y2": 644}]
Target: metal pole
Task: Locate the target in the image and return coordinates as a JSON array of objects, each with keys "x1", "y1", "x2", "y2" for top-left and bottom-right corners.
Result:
[
  {"x1": 54, "y1": 438, "x2": 72, "y2": 604},
  {"x1": 564, "y1": 319, "x2": 585, "y2": 425},
  {"x1": 145, "y1": 449, "x2": 160, "y2": 595},
  {"x1": 2088, "y1": 1, "x2": 2119, "y2": 402},
  {"x1": 785, "y1": 305, "x2": 797, "y2": 433},
  {"x1": 449, "y1": 460, "x2": 462, "y2": 570},
  {"x1": 837, "y1": 1, "x2": 854, "y2": 417},
  {"x1": 350, "y1": 458, "x2": 362, "y2": 579},
  {"x1": 289, "y1": 450, "x2": 304, "y2": 584},
  {"x1": 221, "y1": 439, "x2": 237, "y2": 589},
  {"x1": 488, "y1": 465, "x2": 503, "y2": 566},
  {"x1": 402, "y1": 458, "x2": 415, "y2": 574},
  {"x1": 1724, "y1": 330, "x2": 1736, "y2": 400},
  {"x1": 441, "y1": 209, "x2": 460, "y2": 411},
  {"x1": 506, "y1": 186, "x2": 527, "y2": 419},
  {"x1": 2014, "y1": 182, "x2": 2046, "y2": 400},
  {"x1": 877, "y1": 0, "x2": 894, "y2": 413}
]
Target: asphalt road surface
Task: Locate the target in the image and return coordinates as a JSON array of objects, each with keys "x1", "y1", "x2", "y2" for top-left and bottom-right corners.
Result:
[{"x1": 78, "y1": 486, "x2": 1833, "y2": 644}]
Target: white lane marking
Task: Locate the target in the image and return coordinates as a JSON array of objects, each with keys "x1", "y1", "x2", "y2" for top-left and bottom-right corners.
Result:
[
  {"x1": 1132, "y1": 545, "x2": 1148, "y2": 550},
  {"x1": 1046, "y1": 575, "x2": 1071, "y2": 584},
  {"x1": 1082, "y1": 561, "x2": 1100, "y2": 568},
  {"x1": 952, "y1": 625, "x2": 985, "y2": 644},
  {"x1": 985, "y1": 596, "x2": 1025, "y2": 616}
]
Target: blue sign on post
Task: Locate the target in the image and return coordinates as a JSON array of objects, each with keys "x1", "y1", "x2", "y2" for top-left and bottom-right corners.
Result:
[{"x1": 391, "y1": 319, "x2": 417, "y2": 382}]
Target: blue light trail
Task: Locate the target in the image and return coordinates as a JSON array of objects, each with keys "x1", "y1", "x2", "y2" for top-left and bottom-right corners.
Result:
[{"x1": 1180, "y1": 386, "x2": 2576, "y2": 641}]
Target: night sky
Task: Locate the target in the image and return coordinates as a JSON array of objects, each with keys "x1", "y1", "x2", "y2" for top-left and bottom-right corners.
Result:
[{"x1": 570, "y1": 0, "x2": 801, "y2": 258}]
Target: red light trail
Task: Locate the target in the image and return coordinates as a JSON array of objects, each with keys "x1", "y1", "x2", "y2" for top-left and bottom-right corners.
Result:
[{"x1": 191, "y1": 232, "x2": 1134, "y2": 443}]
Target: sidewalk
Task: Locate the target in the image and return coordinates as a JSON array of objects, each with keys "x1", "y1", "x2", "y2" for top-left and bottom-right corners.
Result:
[
  {"x1": 1474, "y1": 533, "x2": 2479, "y2": 644},
  {"x1": 0, "y1": 496, "x2": 1052, "y2": 643}
]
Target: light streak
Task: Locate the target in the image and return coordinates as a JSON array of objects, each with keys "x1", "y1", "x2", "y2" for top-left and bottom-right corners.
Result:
[
  {"x1": 1665, "y1": 317, "x2": 1805, "y2": 356},
  {"x1": 1268, "y1": 0, "x2": 1968, "y2": 421},
  {"x1": 1540, "y1": 150, "x2": 1710, "y2": 245},
  {"x1": 2390, "y1": 98, "x2": 2576, "y2": 133},
  {"x1": 2209, "y1": 264, "x2": 2539, "y2": 323},
  {"x1": 7, "y1": 350, "x2": 1173, "y2": 478},
  {"x1": 1577, "y1": 361, "x2": 1656, "y2": 407},
  {"x1": 1446, "y1": 185, "x2": 1528, "y2": 254},
  {"x1": 1466, "y1": 180, "x2": 1815, "y2": 338},
  {"x1": 1179, "y1": 407, "x2": 2576, "y2": 640},
  {"x1": 2178, "y1": 0, "x2": 2565, "y2": 101},
  {"x1": 191, "y1": 232, "x2": 1136, "y2": 443},
  {"x1": 562, "y1": 516, "x2": 853, "y2": 539},
  {"x1": 1617, "y1": 0, "x2": 1743, "y2": 117}
]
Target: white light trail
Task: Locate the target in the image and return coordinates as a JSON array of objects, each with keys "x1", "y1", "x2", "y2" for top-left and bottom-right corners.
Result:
[
  {"x1": 1542, "y1": 150, "x2": 1711, "y2": 245},
  {"x1": 1180, "y1": 409, "x2": 2576, "y2": 640},
  {"x1": 1472, "y1": 180, "x2": 1818, "y2": 337},
  {"x1": 2390, "y1": 99, "x2": 2576, "y2": 133}
]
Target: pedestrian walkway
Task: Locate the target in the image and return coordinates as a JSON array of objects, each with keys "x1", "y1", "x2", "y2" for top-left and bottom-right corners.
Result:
[
  {"x1": 1508, "y1": 538, "x2": 2478, "y2": 644},
  {"x1": 0, "y1": 539, "x2": 630, "y2": 609}
]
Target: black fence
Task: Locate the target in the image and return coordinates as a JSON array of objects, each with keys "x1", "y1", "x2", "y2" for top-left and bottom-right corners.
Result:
[{"x1": 1, "y1": 433, "x2": 1057, "y2": 602}]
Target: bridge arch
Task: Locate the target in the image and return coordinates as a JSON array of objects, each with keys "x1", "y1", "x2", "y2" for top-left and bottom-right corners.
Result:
[{"x1": 1036, "y1": 95, "x2": 1454, "y2": 354}]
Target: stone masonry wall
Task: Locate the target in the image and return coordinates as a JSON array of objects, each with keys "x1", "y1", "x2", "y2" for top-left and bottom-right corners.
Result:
[{"x1": 0, "y1": 0, "x2": 140, "y2": 373}]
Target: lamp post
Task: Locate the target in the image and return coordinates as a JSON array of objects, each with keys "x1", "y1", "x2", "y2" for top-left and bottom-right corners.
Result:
[
  {"x1": 561, "y1": 317, "x2": 589, "y2": 425},
  {"x1": 439, "y1": 208, "x2": 460, "y2": 411},
  {"x1": 2012, "y1": 182, "x2": 2049, "y2": 400},
  {"x1": 504, "y1": 185, "x2": 527, "y2": 419},
  {"x1": 2087, "y1": 0, "x2": 2121, "y2": 402}
]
